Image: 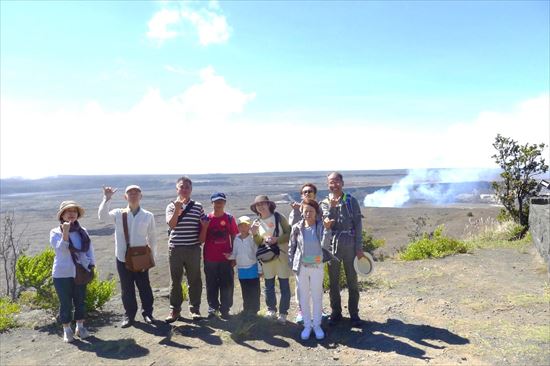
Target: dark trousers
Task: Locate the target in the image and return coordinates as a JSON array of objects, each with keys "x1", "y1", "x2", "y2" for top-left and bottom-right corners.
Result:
[
  {"x1": 204, "y1": 260, "x2": 234, "y2": 313},
  {"x1": 169, "y1": 245, "x2": 202, "y2": 313},
  {"x1": 53, "y1": 277, "x2": 86, "y2": 324},
  {"x1": 327, "y1": 242, "x2": 360, "y2": 317},
  {"x1": 116, "y1": 259, "x2": 154, "y2": 319},
  {"x1": 239, "y1": 278, "x2": 260, "y2": 314}
]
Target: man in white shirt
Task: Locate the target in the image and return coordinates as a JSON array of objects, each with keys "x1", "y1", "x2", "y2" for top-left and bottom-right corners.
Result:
[{"x1": 98, "y1": 185, "x2": 157, "y2": 327}]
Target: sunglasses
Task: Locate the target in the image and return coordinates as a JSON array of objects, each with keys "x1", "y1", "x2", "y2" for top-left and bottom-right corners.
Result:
[{"x1": 302, "y1": 190, "x2": 314, "y2": 194}]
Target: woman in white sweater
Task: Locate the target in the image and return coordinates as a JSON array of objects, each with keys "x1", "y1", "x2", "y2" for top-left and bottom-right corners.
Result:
[{"x1": 50, "y1": 201, "x2": 95, "y2": 342}]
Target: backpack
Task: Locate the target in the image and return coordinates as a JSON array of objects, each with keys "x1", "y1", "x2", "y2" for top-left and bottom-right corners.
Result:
[{"x1": 256, "y1": 212, "x2": 281, "y2": 263}]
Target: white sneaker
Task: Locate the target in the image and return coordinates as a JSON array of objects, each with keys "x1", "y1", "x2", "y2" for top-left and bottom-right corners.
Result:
[
  {"x1": 266, "y1": 310, "x2": 277, "y2": 319},
  {"x1": 75, "y1": 326, "x2": 90, "y2": 339},
  {"x1": 300, "y1": 327, "x2": 312, "y2": 340},
  {"x1": 277, "y1": 314, "x2": 287, "y2": 324},
  {"x1": 63, "y1": 327, "x2": 74, "y2": 343},
  {"x1": 313, "y1": 325, "x2": 325, "y2": 340}
]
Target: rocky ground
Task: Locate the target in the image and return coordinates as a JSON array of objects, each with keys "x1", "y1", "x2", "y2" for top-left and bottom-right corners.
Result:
[{"x1": 2, "y1": 244, "x2": 549, "y2": 366}]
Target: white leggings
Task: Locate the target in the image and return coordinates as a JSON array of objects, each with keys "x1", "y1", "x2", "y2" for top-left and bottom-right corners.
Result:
[{"x1": 296, "y1": 264, "x2": 324, "y2": 328}]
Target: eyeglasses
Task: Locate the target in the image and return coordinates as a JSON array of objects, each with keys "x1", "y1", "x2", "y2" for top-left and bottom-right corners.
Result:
[{"x1": 302, "y1": 190, "x2": 314, "y2": 194}]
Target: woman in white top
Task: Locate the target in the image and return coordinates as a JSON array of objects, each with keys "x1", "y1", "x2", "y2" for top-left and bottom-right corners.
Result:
[{"x1": 50, "y1": 201, "x2": 95, "y2": 343}]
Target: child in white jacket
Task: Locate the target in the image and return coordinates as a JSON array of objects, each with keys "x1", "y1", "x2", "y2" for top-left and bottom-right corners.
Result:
[{"x1": 227, "y1": 216, "x2": 261, "y2": 316}]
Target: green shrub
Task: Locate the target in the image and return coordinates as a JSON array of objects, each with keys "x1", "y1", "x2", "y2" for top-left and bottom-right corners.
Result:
[
  {"x1": 400, "y1": 225, "x2": 470, "y2": 261},
  {"x1": 323, "y1": 262, "x2": 346, "y2": 291},
  {"x1": 496, "y1": 208, "x2": 512, "y2": 223},
  {"x1": 181, "y1": 281, "x2": 189, "y2": 301},
  {"x1": 0, "y1": 297, "x2": 20, "y2": 332},
  {"x1": 16, "y1": 248, "x2": 57, "y2": 309},
  {"x1": 362, "y1": 230, "x2": 386, "y2": 253},
  {"x1": 16, "y1": 248, "x2": 114, "y2": 313},
  {"x1": 85, "y1": 271, "x2": 115, "y2": 312}
]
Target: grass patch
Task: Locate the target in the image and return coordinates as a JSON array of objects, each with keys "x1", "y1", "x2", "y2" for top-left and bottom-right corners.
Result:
[
  {"x1": 507, "y1": 291, "x2": 550, "y2": 307},
  {"x1": 0, "y1": 297, "x2": 20, "y2": 332},
  {"x1": 400, "y1": 225, "x2": 470, "y2": 261},
  {"x1": 464, "y1": 219, "x2": 532, "y2": 249}
]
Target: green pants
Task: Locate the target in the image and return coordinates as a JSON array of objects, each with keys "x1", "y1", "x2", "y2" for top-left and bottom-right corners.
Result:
[
  {"x1": 327, "y1": 240, "x2": 359, "y2": 317},
  {"x1": 169, "y1": 245, "x2": 202, "y2": 313}
]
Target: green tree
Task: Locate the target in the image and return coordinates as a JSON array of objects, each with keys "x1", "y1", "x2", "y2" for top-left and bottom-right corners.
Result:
[{"x1": 491, "y1": 134, "x2": 548, "y2": 231}]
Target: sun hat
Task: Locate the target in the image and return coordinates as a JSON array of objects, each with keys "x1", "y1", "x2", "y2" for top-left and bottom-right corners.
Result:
[
  {"x1": 237, "y1": 215, "x2": 252, "y2": 226},
  {"x1": 211, "y1": 192, "x2": 227, "y2": 202},
  {"x1": 125, "y1": 185, "x2": 142, "y2": 193},
  {"x1": 57, "y1": 201, "x2": 85, "y2": 220},
  {"x1": 354, "y1": 252, "x2": 375, "y2": 277},
  {"x1": 250, "y1": 195, "x2": 276, "y2": 214}
]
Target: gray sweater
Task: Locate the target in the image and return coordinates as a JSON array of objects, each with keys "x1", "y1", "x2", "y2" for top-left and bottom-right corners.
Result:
[{"x1": 289, "y1": 220, "x2": 333, "y2": 274}]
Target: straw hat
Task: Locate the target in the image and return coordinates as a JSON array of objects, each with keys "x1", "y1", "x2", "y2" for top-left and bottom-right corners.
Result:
[
  {"x1": 250, "y1": 195, "x2": 276, "y2": 214},
  {"x1": 57, "y1": 201, "x2": 85, "y2": 220},
  {"x1": 354, "y1": 252, "x2": 375, "y2": 277}
]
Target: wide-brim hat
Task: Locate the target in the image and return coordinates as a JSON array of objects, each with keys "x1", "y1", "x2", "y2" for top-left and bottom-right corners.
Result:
[
  {"x1": 250, "y1": 195, "x2": 276, "y2": 214},
  {"x1": 354, "y1": 252, "x2": 375, "y2": 277},
  {"x1": 57, "y1": 200, "x2": 85, "y2": 220}
]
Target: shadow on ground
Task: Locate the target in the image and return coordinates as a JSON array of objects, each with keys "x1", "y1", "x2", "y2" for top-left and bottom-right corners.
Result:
[{"x1": 329, "y1": 318, "x2": 470, "y2": 360}]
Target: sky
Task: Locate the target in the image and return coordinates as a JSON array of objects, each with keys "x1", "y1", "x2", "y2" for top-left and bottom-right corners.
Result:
[{"x1": 1, "y1": 0, "x2": 549, "y2": 179}]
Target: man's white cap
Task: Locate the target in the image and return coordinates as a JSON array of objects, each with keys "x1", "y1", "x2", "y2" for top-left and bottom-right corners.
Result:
[{"x1": 125, "y1": 185, "x2": 142, "y2": 193}]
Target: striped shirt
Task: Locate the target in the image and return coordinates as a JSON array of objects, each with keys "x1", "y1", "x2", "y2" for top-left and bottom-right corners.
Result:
[{"x1": 166, "y1": 200, "x2": 204, "y2": 246}]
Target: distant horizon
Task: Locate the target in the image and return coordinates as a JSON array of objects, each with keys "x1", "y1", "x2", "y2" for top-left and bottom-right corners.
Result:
[{"x1": 0, "y1": 167, "x2": 502, "y2": 181}]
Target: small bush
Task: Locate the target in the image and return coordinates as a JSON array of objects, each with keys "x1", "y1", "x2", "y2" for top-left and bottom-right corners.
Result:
[
  {"x1": 181, "y1": 281, "x2": 189, "y2": 301},
  {"x1": 0, "y1": 297, "x2": 20, "y2": 332},
  {"x1": 496, "y1": 208, "x2": 512, "y2": 223},
  {"x1": 407, "y1": 216, "x2": 429, "y2": 243},
  {"x1": 400, "y1": 225, "x2": 470, "y2": 261},
  {"x1": 16, "y1": 248, "x2": 57, "y2": 309},
  {"x1": 16, "y1": 248, "x2": 114, "y2": 313},
  {"x1": 466, "y1": 211, "x2": 474, "y2": 217},
  {"x1": 85, "y1": 271, "x2": 115, "y2": 312},
  {"x1": 362, "y1": 230, "x2": 386, "y2": 253},
  {"x1": 323, "y1": 262, "x2": 346, "y2": 291}
]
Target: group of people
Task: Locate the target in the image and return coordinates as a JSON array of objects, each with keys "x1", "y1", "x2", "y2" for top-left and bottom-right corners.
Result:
[{"x1": 50, "y1": 172, "x2": 365, "y2": 342}]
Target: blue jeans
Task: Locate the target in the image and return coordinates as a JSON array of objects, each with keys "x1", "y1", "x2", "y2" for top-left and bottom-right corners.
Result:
[
  {"x1": 53, "y1": 277, "x2": 86, "y2": 324},
  {"x1": 264, "y1": 277, "x2": 290, "y2": 315}
]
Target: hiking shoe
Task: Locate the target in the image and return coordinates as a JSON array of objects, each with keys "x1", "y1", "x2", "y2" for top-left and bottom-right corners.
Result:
[
  {"x1": 63, "y1": 327, "x2": 74, "y2": 343},
  {"x1": 120, "y1": 316, "x2": 135, "y2": 328},
  {"x1": 220, "y1": 311, "x2": 231, "y2": 320},
  {"x1": 165, "y1": 310, "x2": 180, "y2": 323},
  {"x1": 190, "y1": 310, "x2": 202, "y2": 320},
  {"x1": 265, "y1": 310, "x2": 277, "y2": 319},
  {"x1": 277, "y1": 314, "x2": 287, "y2": 324},
  {"x1": 300, "y1": 326, "x2": 312, "y2": 340},
  {"x1": 75, "y1": 326, "x2": 90, "y2": 339},
  {"x1": 295, "y1": 310, "x2": 304, "y2": 325},
  {"x1": 313, "y1": 325, "x2": 325, "y2": 340},
  {"x1": 350, "y1": 314, "x2": 362, "y2": 328},
  {"x1": 328, "y1": 313, "x2": 342, "y2": 326},
  {"x1": 207, "y1": 308, "x2": 219, "y2": 319},
  {"x1": 143, "y1": 314, "x2": 155, "y2": 324}
]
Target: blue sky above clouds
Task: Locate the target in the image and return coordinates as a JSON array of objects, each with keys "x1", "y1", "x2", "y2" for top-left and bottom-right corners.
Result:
[{"x1": 1, "y1": 0, "x2": 548, "y2": 178}]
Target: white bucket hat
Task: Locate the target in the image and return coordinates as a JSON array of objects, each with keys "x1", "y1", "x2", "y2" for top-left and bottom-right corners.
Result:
[{"x1": 354, "y1": 252, "x2": 375, "y2": 277}]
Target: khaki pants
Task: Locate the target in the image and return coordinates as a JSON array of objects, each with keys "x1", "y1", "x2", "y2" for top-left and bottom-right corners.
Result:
[{"x1": 169, "y1": 245, "x2": 202, "y2": 313}]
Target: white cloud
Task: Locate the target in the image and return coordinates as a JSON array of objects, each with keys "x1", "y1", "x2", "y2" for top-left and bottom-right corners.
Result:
[
  {"x1": 146, "y1": 2, "x2": 231, "y2": 46},
  {"x1": 1, "y1": 75, "x2": 548, "y2": 178},
  {"x1": 146, "y1": 9, "x2": 180, "y2": 42}
]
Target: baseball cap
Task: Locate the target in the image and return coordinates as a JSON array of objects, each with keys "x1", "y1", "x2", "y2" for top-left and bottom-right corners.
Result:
[
  {"x1": 237, "y1": 215, "x2": 252, "y2": 226},
  {"x1": 210, "y1": 192, "x2": 227, "y2": 202},
  {"x1": 125, "y1": 185, "x2": 142, "y2": 193}
]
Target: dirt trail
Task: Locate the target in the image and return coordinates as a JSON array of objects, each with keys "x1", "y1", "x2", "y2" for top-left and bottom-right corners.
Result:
[{"x1": 2, "y1": 246, "x2": 549, "y2": 366}]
